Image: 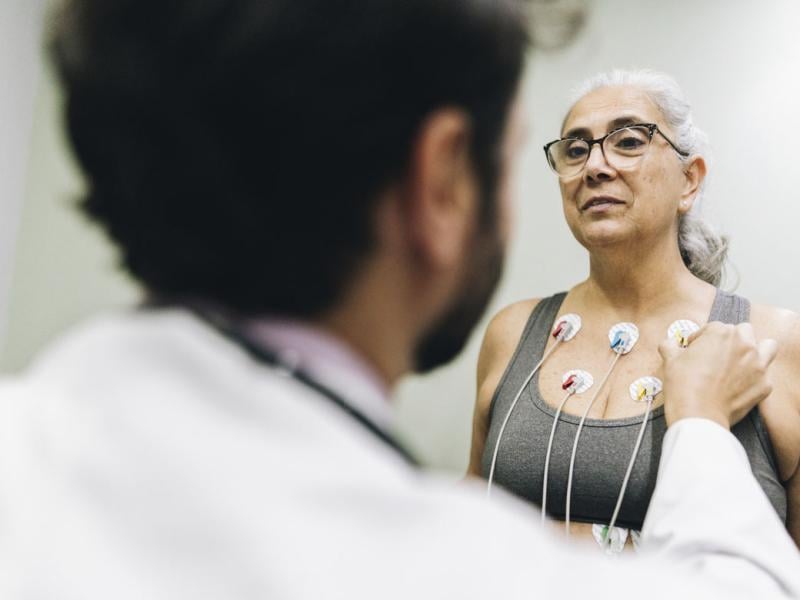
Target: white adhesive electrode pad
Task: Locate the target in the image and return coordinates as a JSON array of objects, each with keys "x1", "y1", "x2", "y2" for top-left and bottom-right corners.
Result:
[
  {"x1": 667, "y1": 319, "x2": 700, "y2": 348},
  {"x1": 629, "y1": 376, "x2": 663, "y2": 402},
  {"x1": 561, "y1": 369, "x2": 594, "y2": 394},
  {"x1": 552, "y1": 313, "x2": 582, "y2": 341},
  {"x1": 608, "y1": 322, "x2": 639, "y2": 355}
]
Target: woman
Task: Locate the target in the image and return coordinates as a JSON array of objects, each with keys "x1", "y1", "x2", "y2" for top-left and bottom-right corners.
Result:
[{"x1": 468, "y1": 69, "x2": 800, "y2": 551}]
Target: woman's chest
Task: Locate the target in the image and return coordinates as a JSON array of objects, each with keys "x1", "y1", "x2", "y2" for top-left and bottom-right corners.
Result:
[{"x1": 537, "y1": 331, "x2": 666, "y2": 420}]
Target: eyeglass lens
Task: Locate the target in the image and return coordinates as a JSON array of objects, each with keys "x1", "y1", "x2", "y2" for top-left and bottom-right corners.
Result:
[{"x1": 548, "y1": 126, "x2": 652, "y2": 177}]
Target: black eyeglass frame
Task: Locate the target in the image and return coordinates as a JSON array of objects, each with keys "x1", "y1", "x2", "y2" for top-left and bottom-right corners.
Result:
[{"x1": 543, "y1": 123, "x2": 690, "y2": 176}]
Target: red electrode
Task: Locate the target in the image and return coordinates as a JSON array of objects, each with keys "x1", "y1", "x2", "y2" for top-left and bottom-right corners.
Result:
[{"x1": 562, "y1": 374, "x2": 577, "y2": 391}]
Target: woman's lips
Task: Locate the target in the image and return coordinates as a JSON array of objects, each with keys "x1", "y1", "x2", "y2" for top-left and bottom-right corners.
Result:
[{"x1": 581, "y1": 196, "x2": 625, "y2": 212}]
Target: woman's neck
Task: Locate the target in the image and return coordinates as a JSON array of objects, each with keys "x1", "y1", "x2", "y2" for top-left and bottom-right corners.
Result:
[{"x1": 579, "y1": 236, "x2": 712, "y2": 319}]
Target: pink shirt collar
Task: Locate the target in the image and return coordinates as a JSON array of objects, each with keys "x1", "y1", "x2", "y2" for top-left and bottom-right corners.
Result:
[{"x1": 244, "y1": 318, "x2": 393, "y2": 429}]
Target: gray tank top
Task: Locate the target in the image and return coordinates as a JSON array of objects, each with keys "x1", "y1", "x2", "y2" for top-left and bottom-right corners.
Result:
[{"x1": 481, "y1": 290, "x2": 787, "y2": 529}]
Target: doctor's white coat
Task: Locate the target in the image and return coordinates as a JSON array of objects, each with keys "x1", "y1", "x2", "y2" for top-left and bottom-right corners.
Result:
[{"x1": 0, "y1": 308, "x2": 798, "y2": 599}]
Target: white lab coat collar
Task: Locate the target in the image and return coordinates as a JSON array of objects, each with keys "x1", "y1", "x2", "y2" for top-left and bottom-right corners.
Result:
[{"x1": 244, "y1": 317, "x2": 394, "y2": 430}]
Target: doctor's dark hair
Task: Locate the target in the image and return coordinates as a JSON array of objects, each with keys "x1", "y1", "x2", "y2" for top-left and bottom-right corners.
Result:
[{"x1": 51, "y1": 0, "x2": 530, "y2": 316}]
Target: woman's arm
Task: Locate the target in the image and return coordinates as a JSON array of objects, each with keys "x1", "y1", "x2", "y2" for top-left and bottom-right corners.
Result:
[
  {"x1": 751, "y1": 304, "x2": 800, "y2": 546},
  {"x1": 466, "y1": 299, "x2": 539, "y2": 477}
]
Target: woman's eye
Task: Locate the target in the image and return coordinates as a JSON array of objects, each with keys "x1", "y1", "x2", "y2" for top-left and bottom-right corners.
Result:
[
  {"x1": 566, "y1": 143, "x2": 588, "y2": 159},
  {"x1": 615, "y1": 136, "x2": 645, "y2": 149}
]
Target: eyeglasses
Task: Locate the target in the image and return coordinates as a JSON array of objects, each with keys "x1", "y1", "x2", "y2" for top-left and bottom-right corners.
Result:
[{"x1": 543, "y1": 123, "x2": 689, "y2": 178}]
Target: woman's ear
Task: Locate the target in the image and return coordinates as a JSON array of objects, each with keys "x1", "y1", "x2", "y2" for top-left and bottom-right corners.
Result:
[{"x1": 678, "y1": 155, "x2": 707, "y2": 215}]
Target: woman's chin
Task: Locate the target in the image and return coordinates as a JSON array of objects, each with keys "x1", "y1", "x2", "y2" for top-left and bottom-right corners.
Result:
[{"x1": 574, "y1": 221, "x2": 635, "y2": 250}]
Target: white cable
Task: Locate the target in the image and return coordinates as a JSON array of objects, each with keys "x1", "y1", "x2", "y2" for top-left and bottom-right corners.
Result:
[
  {"x1": 541, "y1": 389, "x2": 573, "y2": 524},
  {"x1": 605, "y1": 400, "x2": 653, "y2": 534},
  {"x1": 564, "y1": 352, "x2": 621, "y2": 536},
  {"x1": 486, "y1": 341, "x2": 562, "y2": 498},
  {"x1": 541, "y1": 370, "x2": 593, "y2": 523},
  {"x1": 601, "y1": 376, "x2": 662, "y2": 548}
]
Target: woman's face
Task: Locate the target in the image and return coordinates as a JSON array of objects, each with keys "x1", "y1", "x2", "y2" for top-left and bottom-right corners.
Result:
[{"x1": 558, "y1": 85, "x2": 691, "y2": 252}]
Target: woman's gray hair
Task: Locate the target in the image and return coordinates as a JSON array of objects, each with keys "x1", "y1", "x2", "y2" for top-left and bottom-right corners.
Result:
[{"x1": 570, "y1": 69, "x2": 728, "y2": 287}]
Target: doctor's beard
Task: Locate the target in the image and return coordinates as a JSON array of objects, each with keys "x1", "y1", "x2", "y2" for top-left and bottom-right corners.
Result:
[{"x1": 413, "y1": 217, "x2": 505, "y2": 374}]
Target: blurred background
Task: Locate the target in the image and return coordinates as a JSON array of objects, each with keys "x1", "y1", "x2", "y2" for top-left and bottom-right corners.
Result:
[{"x1": 2, "y1": 0, "x2": 799, "y2": 473}]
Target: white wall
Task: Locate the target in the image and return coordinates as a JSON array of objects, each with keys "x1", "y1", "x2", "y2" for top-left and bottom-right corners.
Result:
[
  {"x1": 4, "y1": 0, "x2": 800, "y2": 472},
  {"x1": 0, "y1": 0, "x2": 46, "y2": 356}
]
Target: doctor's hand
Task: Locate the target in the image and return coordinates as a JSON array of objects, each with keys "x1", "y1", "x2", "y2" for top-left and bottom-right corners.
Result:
[{"x1": 659, "y1": 322, "x2": 778, "y2": 430}]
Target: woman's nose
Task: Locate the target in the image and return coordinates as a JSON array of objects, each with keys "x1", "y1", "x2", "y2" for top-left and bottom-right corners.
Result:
[{"x1": 583, "y1": 143, "x2": 616, "y2": 183}]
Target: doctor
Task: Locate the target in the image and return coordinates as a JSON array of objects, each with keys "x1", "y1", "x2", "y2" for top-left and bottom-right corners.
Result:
[{"x1": 1, "y1": 0, "x2": 798, "y2": 598}]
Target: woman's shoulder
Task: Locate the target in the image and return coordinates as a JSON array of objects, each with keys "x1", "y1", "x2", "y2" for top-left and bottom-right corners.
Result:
[
  {"x1": 485, "y1": 298, "x2": 542, "y2": 339},
  {"x1": 714, "y1": 291, "x2": 800, "y2": 353},
  {"x1": 748, "y1": 301, "x2": 800, "y2": 397},
  {"x1": 749, "y1": 302, "x2": 800, "y2": 372},
  {"x1": 749, "y1": 302, "x2": 800, "y2": 341},
  {"x1": 476, "y1": 297, "x2": 543, "y2": 386}
]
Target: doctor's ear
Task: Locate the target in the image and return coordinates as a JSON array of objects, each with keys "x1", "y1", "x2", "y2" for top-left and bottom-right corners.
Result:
[
  {"x1": 678, "y1": 155, "x2": 707, "y2": 215},
  {"x1": 403, "y1": 108, "x2": 477, "y2": 268}
]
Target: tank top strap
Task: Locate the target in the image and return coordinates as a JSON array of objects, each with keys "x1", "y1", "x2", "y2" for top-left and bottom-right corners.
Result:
[{"x1": 708, "y1": 289, "x2": 750, "y2": 324}]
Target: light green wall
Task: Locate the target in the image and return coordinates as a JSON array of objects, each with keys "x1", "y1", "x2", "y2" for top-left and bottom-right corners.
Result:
[{"x1": 0, "y1": 63, "x2": 141, "y2": 372}]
